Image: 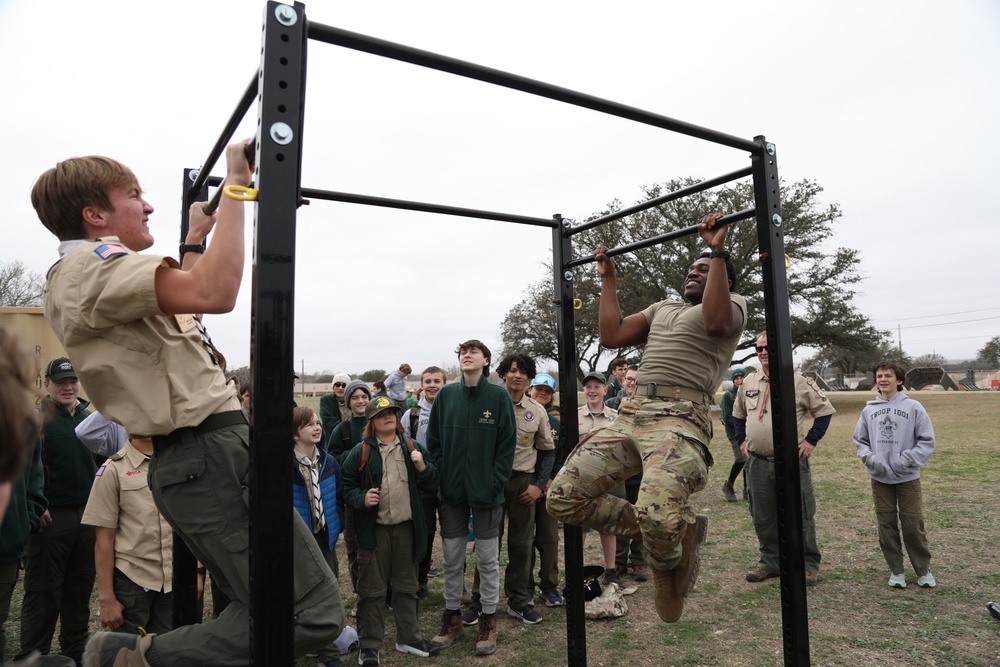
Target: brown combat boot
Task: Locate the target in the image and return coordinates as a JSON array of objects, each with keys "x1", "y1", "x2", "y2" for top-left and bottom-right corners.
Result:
[
  {"x1": 474, "y1": 612, "x2": 497, "y2": 656},
  {"x1": 430, "y1": 609, "x2": 464, "y2": 649},
  {"x1": 652, "y1": 567, "x2": 683, "y2": 623},
  {"x1": 82, "y1": 631, "x2": 155, "y2": 667},
  {"x1": 675, "y1": 514, "x2": 708, "y2": 597}
]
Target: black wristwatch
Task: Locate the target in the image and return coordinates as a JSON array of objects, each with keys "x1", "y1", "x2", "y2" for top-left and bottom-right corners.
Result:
[
  {"x1": 180, "y1": 243, "x2": 206, "y2": 256},
  {"x1": 709, "y1": 249, "x2": 730, "y2": 260}
]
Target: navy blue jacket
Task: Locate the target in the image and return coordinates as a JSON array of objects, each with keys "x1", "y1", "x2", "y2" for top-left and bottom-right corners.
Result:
[{"x1": 292, "y1": 451, "x2": 344, "y2": 551}]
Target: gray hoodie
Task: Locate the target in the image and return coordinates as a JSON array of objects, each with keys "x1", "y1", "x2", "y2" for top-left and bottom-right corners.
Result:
[{"x1": 853, "y1": 392, "x2": 935, "y2": 484}]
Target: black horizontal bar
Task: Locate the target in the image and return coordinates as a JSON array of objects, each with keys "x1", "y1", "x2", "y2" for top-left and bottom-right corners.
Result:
[
  {"x1": 306, "y1": 23, "x2": 759, "y2": 154},
  {"x1": 188, "y1": 73, "x2": 259, "y2": 196},
  {"x1": 569, "y1": 166, "x2": 752, "y2": 236},
  {"x1": 565, "y1": 207, "x2": 756, "y2": 268},
  {"x1": 300, "y1": 187, "x2": 558, "y2": 228}
]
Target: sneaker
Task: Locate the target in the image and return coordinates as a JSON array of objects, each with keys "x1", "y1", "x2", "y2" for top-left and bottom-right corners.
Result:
[
  {"x1": 83, "y1": 631, "x2": 154, "y2": 667},
  {"x1": 427, "y1": 565, "x2": 440, "y2": 578},
  {"x1": 632, "y1": 565, "x2": 650, "y2": 583},
  {"x1": 888, "y1": 573, "x2": 906, "y2": 589},
  {"x1": 417, "y1": 582, "x2": 430, "y2": 599},
  {"x1": 746, "y1": 568, "x2": 779, "y2": 583},
  {"x1": 430, "y1": 609, "x2": 464, "y2": 649},
  {"x1": 395, "y1": 639, "x2": 441, "y2": 657},
  {"x1": 507, "y1": 605, "x2": 542, "y2": 625},
  {"x1": 988, "y1": 601, "x2": 1000, "y2": 620},
  {"x1": 461, "y1": 607, "x2": 480, "y2": 626},
  {"x1": 805, "y1": 571, "x2": 818, "y2": 587},
  {"x1": 323, "y1": 659, "x2": 347, "y2": 667},
  {"x1": 675, "y1": 514, "x2": 708, "y2": 597},
  {"x1": 351, "y1": 602, "x2": 358, "y2": 617},
  {"x1": 602, "y1": 568, "x2": 623, "y2": 587},
  {"x1": 542, "y1": 590, "x2": 564, "y2": 607},
  {"x1": 475, "y1": 613, "x2": 498, "y2": 656},
  {"x1": 917, "y1": 572, "x2": 936, "y2": 588},
  {"x1": 652, "y1": 567, "x2": 683, "y2": 623},
  {"x1": 358, "y1": 648, "x2": 380, "y2": 666},
  {"x1": 526, "y1": 592, "x2": 534, "y2": 606},
  {"x1": 721, "y1": 482, "x2": 738, "y2": 502}
]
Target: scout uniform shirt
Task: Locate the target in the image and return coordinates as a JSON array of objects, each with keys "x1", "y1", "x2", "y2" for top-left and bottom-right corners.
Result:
[
  {"x1": 376, "y1": 439, "x2": 413, "y2": 526},
  {"x1": 578, "y1": 404, "x2": 618, "y2": 436},
  {"x1": 733, "y1": 370, "x2": 836, "y2": 457},
  {"x1": 44, "y1": 237, "x2": 240, "y2": 436},
  {"x1": 511, "y1": 395, "x2": 555, "y2": 474},
  {"x1": 81, "y1": 440, "x2": 173, "y2": 593}
]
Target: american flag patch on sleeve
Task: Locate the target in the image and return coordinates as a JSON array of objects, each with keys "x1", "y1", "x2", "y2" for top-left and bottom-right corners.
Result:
[{"x1": 94, "y1": 244, "x2": 128, "y2": 260}]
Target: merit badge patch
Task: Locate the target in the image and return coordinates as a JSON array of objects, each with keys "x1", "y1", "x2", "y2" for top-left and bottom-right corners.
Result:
[
  {"x1": 524, "y1": 411, "x2": 534, "y2": 422},
  {"x1": 94, "y1": 243, "x2": 128, "y2": 260}
]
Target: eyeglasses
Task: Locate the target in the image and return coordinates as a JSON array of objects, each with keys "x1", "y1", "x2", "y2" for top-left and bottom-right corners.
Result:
[
  {"x1": 623, "y1": 377, "x2": 637, "y2": 383},
  {"x1": 333, "y1": 383, "x2": 346, "y2": 388},
  {"x1": 755, "y1": 346, "x2": 767, "y2": 353}
]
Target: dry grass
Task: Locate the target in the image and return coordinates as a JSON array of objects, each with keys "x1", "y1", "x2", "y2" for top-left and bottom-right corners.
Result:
[{"x1": 7, "y1": 392, "x2": 998, "y2": 666}]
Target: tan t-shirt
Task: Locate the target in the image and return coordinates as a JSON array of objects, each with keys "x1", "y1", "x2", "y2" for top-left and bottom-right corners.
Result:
[
  {"x1": 44, "y1": 237, "x2": 240, "y2": 435},
  {"x1": 637, "y1": 294, "x2": 747, "y2": 395},
  {"x1": 512, "y1": 395, "x2": 555, "y2": 473},
  {"x1": 732, "y1": 370, "x2": 836, "y2": 457},
  {"x1": 81, "y1": 441, "x2": 173, "y2": 592}
]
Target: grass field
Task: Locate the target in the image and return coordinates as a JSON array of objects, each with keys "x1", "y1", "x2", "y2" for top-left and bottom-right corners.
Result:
[{"x1": 7, "y1": 391, "x2": 999, "y2": 666}]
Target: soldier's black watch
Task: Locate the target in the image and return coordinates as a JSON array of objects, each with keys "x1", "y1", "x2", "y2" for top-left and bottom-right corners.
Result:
[
  {"x1": 709, "y1": 249, "x2": 730, "y2": 260},
  {"x1": 180, "y1": 243, "x2": 206, "y2": 255}
]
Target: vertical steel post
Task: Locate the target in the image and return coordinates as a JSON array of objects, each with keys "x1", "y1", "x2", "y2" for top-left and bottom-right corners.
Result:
[
  {"x1": 750, "y1": 136, "x2": 810, "y2": 665},
  {"x1": 170, "y1": 168, "x2": 208, "y2": 629},
  {"x1": 552, "y1": 215, "x2": 587, "y2": 667},
  {"x1": 250, "y1": 2, "x2": 308, "y2": 664}
]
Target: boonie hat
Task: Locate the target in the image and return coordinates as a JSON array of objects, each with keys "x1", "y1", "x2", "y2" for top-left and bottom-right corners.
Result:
[
  {"x1": 365, "y1": 395, "x2": 401, "y2": 420},
  {"x1": 581, "y1": 371, "x2": 606, "y2": 386},
  {"x1": 730, "y1": 367, "x2": 747, "y2": 381},
  {"x1": 531, "y1": 373, "x2": 557, "y2": 390},
  {"x1": 45, "y1": 357, "x2": 77, "y2": 382}
]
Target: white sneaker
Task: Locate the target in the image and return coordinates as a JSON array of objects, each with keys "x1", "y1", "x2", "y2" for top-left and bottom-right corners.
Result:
[
  {"x1": 888, "y1": 573, "x2": 906, "y2": 588},
  {"x1": 917, "y1": 572, "x2": 936, "y2": 588}
]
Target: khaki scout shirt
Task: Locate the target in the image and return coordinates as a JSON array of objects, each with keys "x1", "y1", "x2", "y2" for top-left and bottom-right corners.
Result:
[
  {"x1": 82, "y1": 441, "x2": 173, "y2": 592},
  {"x1": 733, "y1": 370, "x2": 836, "y2": 457},
  {"x1": 377, "y1": 440, "x2": 412, "y2": 526},
  {"x1": 44, "y1": 237, "x2": 240, "y2": 436},
  {"x1": 511, "y1": 395, "x2": 555, "y2": 473},
  {"x1": 578, "y1": 405, "x2": 618, "y2": 436}
]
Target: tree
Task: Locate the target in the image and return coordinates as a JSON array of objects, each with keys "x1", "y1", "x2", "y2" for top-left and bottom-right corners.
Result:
[
  {"x1": 227, "y1": 365, "x2": 251, "y2": 390},
  {"x1": 500, "y1": 177, "x2": 879, "y2": 373},
  {"x1": 976, "y1": 336, "x2": 1000, "y2": 366},
  {"x1": 0, "y1": 260, "x2": 44, "y2": 307},
  {"x1": 359, "y1": 368, "x2": 386, "y2": 383},
  {"x1": 913, "y1": 352, "x2": 947, "y2": 367},
  {"x1": 804, "y1": 339, "x2": 911, "y2": 376}
]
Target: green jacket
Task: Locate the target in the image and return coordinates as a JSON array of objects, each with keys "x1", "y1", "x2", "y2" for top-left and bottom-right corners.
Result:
[
  {"x1": 425, "y1": 374, "x2": 516, "y2": 509},
  {"x1": 341, "y1": 434, "x2": 440, "y2": 562},
  {"x1": 38, "y1": 397, "x2": 97, "y2": 507},
  {"x1": 720, "y1": 385, "x2": 738, "y2": 440},
  {"x1": 0, "y1": 443, "x2": 47, "y2": 562}
]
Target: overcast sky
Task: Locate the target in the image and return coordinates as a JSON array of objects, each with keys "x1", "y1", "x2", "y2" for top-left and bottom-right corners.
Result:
[{"x1": 2, "y1": 0, "x2": 997, "y2": 375}]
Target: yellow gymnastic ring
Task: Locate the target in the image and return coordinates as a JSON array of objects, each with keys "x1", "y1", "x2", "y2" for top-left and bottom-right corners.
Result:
[
  {"x1": 573, "y1": 298, "x2": 583, "y2": 310},
  {"x1": 224, "y1": 185, "x2": 258, "y2": 201},
  {"x1": 785, "y1": 254, "x2": 792, "y2": 268}
]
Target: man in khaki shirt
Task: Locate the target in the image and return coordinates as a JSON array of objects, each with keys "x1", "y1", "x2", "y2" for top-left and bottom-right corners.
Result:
[
  {"x1": 83, "y1": 436, "x2": 174, "y2": 635},
  {"x1": 733, "y1": 333, "x2": 835, "y2": 586}
]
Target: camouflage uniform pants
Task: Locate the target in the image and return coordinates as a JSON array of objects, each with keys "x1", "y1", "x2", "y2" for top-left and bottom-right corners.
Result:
[{"x1": 547, "y1": 397, "x2": 713, "y2": 571}]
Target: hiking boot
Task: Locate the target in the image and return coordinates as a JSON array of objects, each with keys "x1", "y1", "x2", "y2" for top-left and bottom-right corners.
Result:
[
  {"x1": 805, "y1": 571, "x2": 818, "y2": 587},
  {"x1": 542, "y1": 590, "x2": 564, "y2": 607},
  {"x1": 917, "y1": 572, "x2": 936, "y2": 588},
  {"x1": 395, "y1": 639, "x2": 441, "y2": 657},
  {"x1": 652, "y1": 567, "x2": 683, "y2": 623},
  {"x1": 430, "y1": 609, "x2": 464, "y2": 649},
  {"x1": 475, "y1": 613, "x2": 498, "y2": 656},
  {"x1": 602, "y1": 567, "x2": 623, "y2": 587},
  {"x1": 632, "y1": 565, "x2": 650, "y2": 582},
  {"x1": 82, "y1": 631, "x2": 154, "y2": 667},
  {"x1": 507, "y1": 605, "x2": 542, "y2": 625},
  {"x1": 721, "y1": 482, "x2": 738, "y2": 502},
  {"x1": 358, "y1": 648, "x2": 380, "y2": 666},
  {"x1": 675, "y1": 514, "x2": 708, "y2": 597},
  {"x1": 888, "y1": 573, "x2": 906, "y2": 589},
  {"x1": 746, "y1": 568, "x2": 779, "y2": 583},
  {"x1": 461, "y1": 607, "x2": 481, "y2": 626}
]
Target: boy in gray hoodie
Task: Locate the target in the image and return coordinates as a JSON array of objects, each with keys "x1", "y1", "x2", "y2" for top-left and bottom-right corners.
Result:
[{"x1": 852, "y1": 361, "x2": 936, "y2": 589}]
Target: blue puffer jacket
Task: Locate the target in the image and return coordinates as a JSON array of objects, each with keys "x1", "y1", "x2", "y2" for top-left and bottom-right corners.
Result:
[{"x1": 292, "y1": 451, "x2": 344, "y2": 551}]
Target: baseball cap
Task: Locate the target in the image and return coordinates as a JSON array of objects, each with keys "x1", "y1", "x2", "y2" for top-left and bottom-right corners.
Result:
[
  {"x1": 582, "y1": 371, "x2": 606, "y2": 386},
  {"x1": 531, "y1": 373, "x2": 557, "y2": 391},
  {"x1": 45, "y1": 358, "x2": 77, "y2": 382},
  {"x1": 365, "y1": 395, "x2": 401, "y2": 420}
]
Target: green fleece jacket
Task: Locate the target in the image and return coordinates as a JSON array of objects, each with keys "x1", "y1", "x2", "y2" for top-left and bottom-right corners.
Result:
[
  {"x1": 0, "y1": 444, "x2": 47, "y2": 562},
  {"x1": 425, "y1": 374, "x2": 516, "y2": 509},
  {"x1": 38, "y1": 397, "x2": 97, "y2": 507},
  {"x1": 341, "y1": 435, "x2": 440, "y2": 563}
]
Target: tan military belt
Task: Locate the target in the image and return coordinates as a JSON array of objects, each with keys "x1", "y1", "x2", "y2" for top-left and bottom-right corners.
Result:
[{"x1": 634, "y1": 383, "x2": 709, "y2": 406}]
